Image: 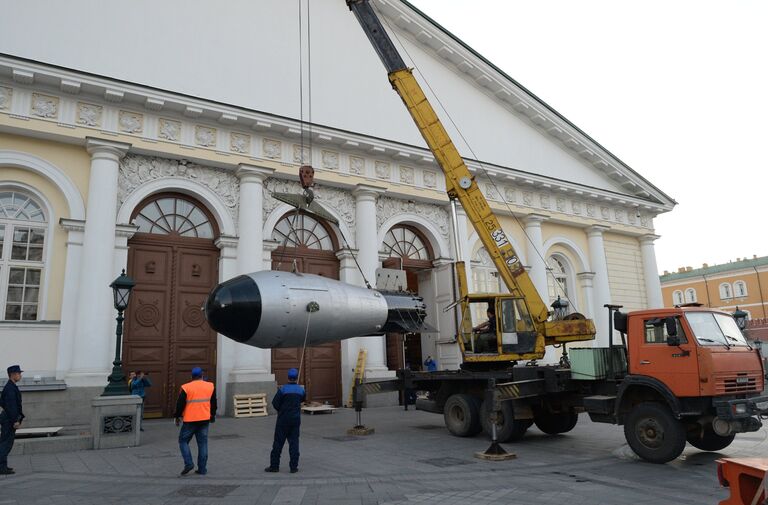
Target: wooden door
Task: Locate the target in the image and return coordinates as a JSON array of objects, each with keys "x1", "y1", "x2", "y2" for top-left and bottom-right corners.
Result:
[{"x1": 123, "y1": 194, "x2": 219, "y2": 417}]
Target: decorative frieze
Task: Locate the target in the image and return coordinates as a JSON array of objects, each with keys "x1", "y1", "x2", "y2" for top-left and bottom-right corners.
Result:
[
  {"x1": 349, "y1": 156, "x2": 365, "y2": 175},
  {"x1": 76, "y1": 102, "x2": 102, "y2": 127},
  {"x1": 158, "y1": 118, "x2": 181, "y2": 142},
  {"x1": 31, "y1": 93, "x2": 59, "y2": 119},
  {"x1": 230, "y1": 132, "x2": 250, "y2": 154},
  {"x1": 263, "y1": 138, "x2": 281, "y2": 159},
  {"x1": 194, "y1": 125, "x2": 216, "y2": 147},
  {"x1": 423, "y1": 170, "x2": 437, "y2": 188},
  {"x1": 399, "y1": 166, "x2": 414, "y2": 185},
  {"x1": 118, "y1": 110, "x2": 143, "y2": 134},
  {"x1": 118, "y1": 154, "x2": 239, "y2": 223},
  {"x1": 375, "y1": 161, "x2": 390, "y2": 179},
  {"x1": 0, "y1": 86, "x2": 12, "y2": 109},
  {"x1": 293, "y1": 144, "x2": 310, "y2": 164},
  {"x1": 321, "y1": 150, "x2": 339, "y2": 170},
  {"x1": 377, "y1": 196, "x2": 450, "y2": 242}
]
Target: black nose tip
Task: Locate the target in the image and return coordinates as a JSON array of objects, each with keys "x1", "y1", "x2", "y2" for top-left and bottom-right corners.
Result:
[{"x1": 204, "y1": 275, "x2": 262, "y2": 343}]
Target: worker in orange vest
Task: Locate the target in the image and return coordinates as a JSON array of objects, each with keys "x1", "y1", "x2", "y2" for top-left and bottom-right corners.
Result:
[{"x1": 174, "y1": 367, "x2": 217, "y2": 476}]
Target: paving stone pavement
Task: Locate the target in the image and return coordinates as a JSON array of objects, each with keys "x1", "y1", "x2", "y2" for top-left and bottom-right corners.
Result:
[{"x1": 1, "y1": 406, "x2": 765, "y2": 504}]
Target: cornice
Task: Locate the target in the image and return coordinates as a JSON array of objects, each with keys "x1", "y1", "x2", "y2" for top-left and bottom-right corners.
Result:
[{"x1": 0, "y1": 54, "x2": 663, "y2": 234}]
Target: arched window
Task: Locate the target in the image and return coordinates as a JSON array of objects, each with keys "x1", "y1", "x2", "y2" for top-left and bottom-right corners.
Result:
[
  {"x1": 133, "y1": 196, "x2": 214, "y2": 239},
  {"x1": 471, "y1": 246, "x2": 502, "y2": 294},
  {"x1": 719, "y1": 283, "x2": 732, "y2": 300},
  {"x1": 734, "y1": 281, "x2": 748, "y2": 298},
  {"x1": 684, "y1": 288, "x2": 697, "y2": 303},
  {"x1": 546, "y1": 255, "x2": 570, "y2": 303},
  {"x1": 382, "y1": 225, "x2": 433, "y2": 269},
  {"x1": 272, "y1": 212, "x2": 334, "y2": 251},
  {"x1": 0, "y1": 190, "x2": 47, "y2": 320},
  {"x1": 672, "y1": 290, "x2": 684, "y2": 305}
]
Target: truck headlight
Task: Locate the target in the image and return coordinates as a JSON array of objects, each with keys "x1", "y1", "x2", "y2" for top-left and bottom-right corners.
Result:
[{"x1": 732, "y1": 403, "x2": 747, "y2": 415}]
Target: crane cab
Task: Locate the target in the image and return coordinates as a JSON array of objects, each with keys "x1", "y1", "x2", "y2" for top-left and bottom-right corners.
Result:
[{"x1": 458, "y1": 294, "x2": 544, "y2": 365}]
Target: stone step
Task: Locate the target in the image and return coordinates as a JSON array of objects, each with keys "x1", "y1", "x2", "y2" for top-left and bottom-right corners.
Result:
[{"x1": 10, "y1": 432, "x2": 92, "y2": 455}]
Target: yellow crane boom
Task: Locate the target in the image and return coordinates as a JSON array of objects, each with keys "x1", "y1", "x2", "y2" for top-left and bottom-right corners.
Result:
[{"x1": 347, "y1": 0, "x2": 595, "y2": 361}]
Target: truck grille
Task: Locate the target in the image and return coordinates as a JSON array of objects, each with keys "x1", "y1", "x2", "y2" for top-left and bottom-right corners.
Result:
[{"x1": 714, "y1": 373, "x2": 761, "y2": 394}]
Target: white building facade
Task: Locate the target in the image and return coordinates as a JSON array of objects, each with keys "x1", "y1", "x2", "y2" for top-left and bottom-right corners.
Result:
[{"x1": 0, "y1": 0, "x2": 674, "y2": 423}]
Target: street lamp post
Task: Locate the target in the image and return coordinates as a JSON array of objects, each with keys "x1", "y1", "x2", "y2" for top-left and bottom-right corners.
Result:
[
  {"x1": 101, "y1": 269, "x2": 136, "y2": 397},
  {"x1": 732, "y1": 306, "x2": 749, "y2": 334}
]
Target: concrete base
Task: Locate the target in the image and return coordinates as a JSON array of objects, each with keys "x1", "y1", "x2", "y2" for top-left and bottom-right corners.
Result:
[
  {"x1": 90, "y1": 395, "x2": 142, "y2": 450},
  {"x1": 20, "y1": 386, "x2": 104, "y2": 428},
  {"x1": 225, "y1": 380, "x2": 277, "y2": 416}
]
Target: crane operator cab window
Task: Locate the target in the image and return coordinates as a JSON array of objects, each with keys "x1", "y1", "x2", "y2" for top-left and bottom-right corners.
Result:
[{"x1": 462, "y1": 298, "x2": 536, "y2": 355}]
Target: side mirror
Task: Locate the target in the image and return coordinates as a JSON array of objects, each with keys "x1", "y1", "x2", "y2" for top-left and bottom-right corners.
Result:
[
  {"x1": 665, "y1": 317, "x2": 677, "y2": 337},
  {"x1": 667, "y1": 335, "x2": 681, "y2": 347}
]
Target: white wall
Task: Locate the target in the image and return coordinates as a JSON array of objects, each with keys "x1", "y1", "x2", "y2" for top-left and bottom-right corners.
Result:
[{"x1": 0, "y1": 322, "x2": 59, "y2": 376}]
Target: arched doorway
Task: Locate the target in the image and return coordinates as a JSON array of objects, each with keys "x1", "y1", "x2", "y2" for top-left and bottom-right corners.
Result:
[
  {"x1": 270, "y1": 210, "x2": 342, "y2": 406},
  {"x1": 381, "y1": 224, "x2": 434, "y2": 373},
  {"x1": 124, "y1": 193, "x2": 220, "y2": 417}
]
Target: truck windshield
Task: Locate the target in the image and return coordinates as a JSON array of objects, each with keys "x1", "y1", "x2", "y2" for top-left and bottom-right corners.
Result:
[{"x1": 685, "y1": 312, "x2": 750, "y2": 347}]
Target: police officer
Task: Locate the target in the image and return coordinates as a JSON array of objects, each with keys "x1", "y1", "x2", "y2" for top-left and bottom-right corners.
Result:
[
  {"x1": 265, "y1": 368, "x2": 305, "y2": 474},
  {"x1": 174, "y1": 367, "x2": 216, "y2": 476},
  {"x1": 0, "y1": 365, "x2": 24, "y2": 475}
]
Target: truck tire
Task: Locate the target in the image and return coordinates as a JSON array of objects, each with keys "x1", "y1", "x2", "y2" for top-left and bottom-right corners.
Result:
[
  {"x1": 443, "y1": 394, "x2": 481, "y2": 437},
  {"x1": 480, "y1": 400, "x2": 532, "y2": 443},
  {"x1": 624, "y1": 402, "x2": 686, "y2": 464},
  {"x1": 534, "y1": 411, "x2": 579, "y2": 435},
  {"x1": 686, "y1": 425, "x2": 735, "y2": 452}
]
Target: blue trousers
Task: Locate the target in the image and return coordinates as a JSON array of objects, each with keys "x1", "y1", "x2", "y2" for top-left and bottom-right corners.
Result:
[
  {"x1": 270, "y1": 423, "x2": 300, "y2": 470},
  {"x1": 0, "y1": 415, "x2": 15, "y2": 470},
  {"x1": 179, "y1": 422, "x2": 209, "y2": 473}
]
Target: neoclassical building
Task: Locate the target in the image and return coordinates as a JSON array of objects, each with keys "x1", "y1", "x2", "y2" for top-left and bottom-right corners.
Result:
[{"x1": 0, "y1": 0, "x2": 674, "y2": 422}]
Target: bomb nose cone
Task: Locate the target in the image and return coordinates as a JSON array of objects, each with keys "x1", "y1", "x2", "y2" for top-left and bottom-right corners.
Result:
[{"x1": 204, "y1": 275, "x2": 262, "y2": 343}]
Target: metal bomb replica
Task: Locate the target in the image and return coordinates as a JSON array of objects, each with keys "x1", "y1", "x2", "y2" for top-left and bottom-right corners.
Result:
[{"x1": 205, "y1": 271, "x2": 431, "y2": 349}]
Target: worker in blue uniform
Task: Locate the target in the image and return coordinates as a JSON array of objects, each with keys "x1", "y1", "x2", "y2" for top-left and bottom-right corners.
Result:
[
  {"x1": 265, "y1": 367, "x2": 306, "y2": 474},
  {"x1": 0, "y1": 365, "x2": 24, "y2": 475}
]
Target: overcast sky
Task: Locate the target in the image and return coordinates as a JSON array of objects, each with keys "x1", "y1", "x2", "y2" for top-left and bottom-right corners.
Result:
[{"x1": 408, "y1": 0, "x2": 766, "y2": 275}]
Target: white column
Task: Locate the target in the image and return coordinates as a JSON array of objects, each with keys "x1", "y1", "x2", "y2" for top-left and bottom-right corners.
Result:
[
  {"x1": 229, "y1": 164, "x2": 275, "y2": 383},
  {"x1": 67, "y1": 138, "x2": 130, "y2": 386},
  {"x1": 112, "y1": 224, "x2": 138, "y2": 283},
  {"x1": 56, "y1": 219, "x2": 84, "y2": 380},
  {"x1": 453, "y1": 206, "x2": 472, "y2": 290},
  {"x1": 639, "y1": 234, "x2": 663, "y2": 308},
  {"x1": 587, "y1": 225, "x2": 613, "y2": 345},
  {"x1": 576, "y1": 271, "x2": 596, "y2": 321},
  {"x1": 352, "y1": 184, "x2": 389, "y2": 374},
  {"x1": 214, "y1": 235, "x2": 239, "y2": 408},
  {"x1": 523, "y1": 214, "x2": 549, "y2": 300}
]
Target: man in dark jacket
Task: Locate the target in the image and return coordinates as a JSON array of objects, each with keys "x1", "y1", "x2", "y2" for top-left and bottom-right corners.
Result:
[
  {"x1": 265, "y1": 367, "x2": 305, "y2": 473},
  {"x1": 0, "y1": 365, "x2": 24, "y2": 475}
]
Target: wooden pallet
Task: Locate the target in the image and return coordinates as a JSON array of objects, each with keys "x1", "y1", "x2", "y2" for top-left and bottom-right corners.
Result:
[{"x1": 233, "y1": 393, "x2": 268, "y2": 418}]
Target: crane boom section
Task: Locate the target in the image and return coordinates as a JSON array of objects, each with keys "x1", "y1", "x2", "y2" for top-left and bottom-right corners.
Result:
[
  {"x1": 388, "y1": 69, "x2": 549, "y2": 324},
  {"x1": 347, "y1": 0, "x2": 548, "y2": 323}
]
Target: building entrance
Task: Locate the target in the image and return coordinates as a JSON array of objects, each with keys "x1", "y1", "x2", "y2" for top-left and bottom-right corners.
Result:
[{"x1": 124, "y1": 194, "x2": 220, "y2": 417}]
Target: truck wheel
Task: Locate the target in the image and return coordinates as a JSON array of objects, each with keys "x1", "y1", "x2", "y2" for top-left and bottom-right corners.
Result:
[
  {"x1": 624, "y1": 402, "x2": 686, "y2": 464},
  {"x1": 686, "y1": 425, "x2": 735, "y2": 452},
  {"x1": 480, "y1": 400, "x2": 532, "y2": 443},
  {"x1": 443, "y1": 394, "x2": 481, "y2": 437},
  {"x1": 534, "y1": 411, "x2": 579, "y2": 435}
]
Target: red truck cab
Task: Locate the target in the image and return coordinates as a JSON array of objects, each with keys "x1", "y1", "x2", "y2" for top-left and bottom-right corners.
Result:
[{"x1": 615, "y1": 307, "x2": 768, "y2": 462}]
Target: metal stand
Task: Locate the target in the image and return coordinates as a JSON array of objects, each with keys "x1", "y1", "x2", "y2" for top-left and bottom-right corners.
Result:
[
  {"x1": 347, "y1": 405, "x2": 375, "y2": 435},
  {"x1": 476, "y1": 381, "x2": 516, "y2": 460}
]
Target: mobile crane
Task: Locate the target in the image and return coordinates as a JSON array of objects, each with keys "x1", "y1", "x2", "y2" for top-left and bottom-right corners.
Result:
[{"x1": 346, "y1": 0, "x2": 768, "y2": 463}]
